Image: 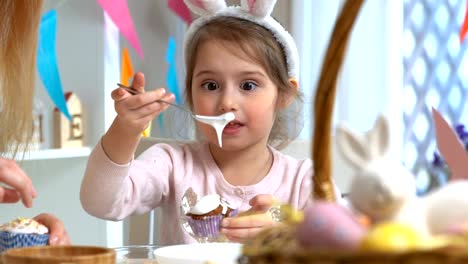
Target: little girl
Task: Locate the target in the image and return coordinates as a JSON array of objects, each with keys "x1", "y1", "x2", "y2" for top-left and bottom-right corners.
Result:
[{"x1": 80, "y1": 0, "x2": 341, "y2": 245}]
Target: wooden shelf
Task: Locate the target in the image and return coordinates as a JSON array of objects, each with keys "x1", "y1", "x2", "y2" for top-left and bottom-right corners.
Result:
[{"x1": 9, "y1": 147, "x2": 92, "y2": 161}]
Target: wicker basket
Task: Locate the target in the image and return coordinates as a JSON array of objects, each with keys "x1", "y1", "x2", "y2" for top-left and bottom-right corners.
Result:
[
  {"x1": 1, "y1": 245, "x2": 115, "y2": 264},
  {"x1": 239, "y1": 223, "x2": 468, "y2": 264},
  {"x1": 239, "y1": 0, "x2": 468, "y2": 263}
]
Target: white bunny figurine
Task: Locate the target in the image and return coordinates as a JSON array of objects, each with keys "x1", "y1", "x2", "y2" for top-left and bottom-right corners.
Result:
[{"x1": 337, "y1": 114, "x2": 468, "y2": 236}]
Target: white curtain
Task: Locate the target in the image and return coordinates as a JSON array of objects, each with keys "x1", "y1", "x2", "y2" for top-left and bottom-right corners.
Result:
[{"x1": 290, "y1": 0, "x2": 404, "y2": 157}]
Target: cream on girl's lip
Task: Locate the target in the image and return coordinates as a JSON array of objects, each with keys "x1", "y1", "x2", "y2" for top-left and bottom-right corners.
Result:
[
  {"x1": 223, "y1": 120, "x2": 243, "y2": 134},
  {"x1": 226, "y1": 119, "x2": 243, "y2": 125}
]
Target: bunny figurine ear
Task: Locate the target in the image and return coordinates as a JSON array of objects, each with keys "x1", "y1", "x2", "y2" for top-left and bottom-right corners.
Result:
[
  {"x1": 183, "y1": 0, "x2": 227, "y2": 16},
  {"x1": 241, "y1": 0, "x2": 277, "y2": 18},
  {"x1": 432, "y1": 108, "x2": 468, "y2": 181},
  {"x1": 367, "y1": 114, "x2": 390, "y2": 160},
  {"x1": 336, "y1": 124, "x2": 371, "y2": 170},
  {"x1": 336, "y1": 114, "x2": 391, "y2": 170}
]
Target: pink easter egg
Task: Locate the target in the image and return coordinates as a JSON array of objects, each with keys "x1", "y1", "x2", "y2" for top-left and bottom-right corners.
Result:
[
  {"x1": 443, "y1": 221, "x2": 468, "y2": 236},
  {"x1": 296, "y1": 202, "x2": 367, "y2": 250}
]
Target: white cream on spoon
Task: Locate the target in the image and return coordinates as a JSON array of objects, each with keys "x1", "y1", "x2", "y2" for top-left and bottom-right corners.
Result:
[
  {"x1": 194, "y1": 112, "x2": 235, "y2": 148},
  {"x1": 116, "y1": 84, "x2": 235, "y2": 148}
]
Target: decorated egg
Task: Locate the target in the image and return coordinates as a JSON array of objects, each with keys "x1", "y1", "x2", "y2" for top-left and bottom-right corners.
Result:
[
  {"x1": 360, "y1": 222, "x2": 425, "y2": 252},
  {"x1": 443, "y1": 221, "x2": 468, "y2": 236},
  {"x1": 296, "y1": 202, "x2": 367, "y2": 250}
]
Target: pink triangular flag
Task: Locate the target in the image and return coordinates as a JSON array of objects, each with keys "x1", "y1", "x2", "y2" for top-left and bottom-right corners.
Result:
[
  {"x1": 97, "y1": 0, "x2": 144, "y2": 59},
  {"x1": 432, "y1": 108, "x2": 468, "y2": 180},
  {"x1": 168, "y1": 0, "x2": 192, "y2": 24}
]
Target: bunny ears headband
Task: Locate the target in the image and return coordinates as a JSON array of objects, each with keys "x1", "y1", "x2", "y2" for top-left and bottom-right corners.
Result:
[{"x1": 183, "y1": 0, "x2": 300, "y2": 80}]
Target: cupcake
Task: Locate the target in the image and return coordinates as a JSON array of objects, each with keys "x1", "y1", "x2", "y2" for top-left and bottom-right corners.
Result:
[
  {"x1": 183, "y1": 194, "x2": 237, "y2": 242},
  {"x1": 0, "y1": 217, "x2": 49, "y2": 252}
]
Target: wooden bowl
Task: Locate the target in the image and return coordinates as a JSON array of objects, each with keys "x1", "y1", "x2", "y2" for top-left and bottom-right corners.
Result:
[{"x1": 1, "y1": 245, "x2": 115, "y2": 264}]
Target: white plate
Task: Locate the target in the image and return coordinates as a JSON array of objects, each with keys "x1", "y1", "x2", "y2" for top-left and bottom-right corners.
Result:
[{"x1": 153, "y1": 243, "x2": 242, "y2": 264}]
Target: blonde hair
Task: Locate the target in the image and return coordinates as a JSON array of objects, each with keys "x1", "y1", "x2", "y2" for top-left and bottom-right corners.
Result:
[
  {"x1": 184, "y1": 16, "x2": 303, "y2": 149},
  {"x1": 0, "y1": 0, "x2": 43, "y2": 156}
]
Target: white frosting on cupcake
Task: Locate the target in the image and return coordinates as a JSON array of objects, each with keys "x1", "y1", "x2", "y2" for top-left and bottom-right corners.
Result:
[
  {"x1": 188, "y1": 194, "x2": 235, "y2": 216},
  {"x1": 0, "y1": 217, "x2": 48, "y2": 234},
  {"x1": 220, "y1": 198, "x2": 233, "y2": 214},
  {"x1": 189, "y1": 194, "x2": 222, "y2": 215}
]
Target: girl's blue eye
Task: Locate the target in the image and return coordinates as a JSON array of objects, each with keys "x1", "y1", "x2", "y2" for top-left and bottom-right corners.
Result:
[
  {"x1": 202, "y1": 81, "x2": 219, "y2": 91},
  {"x1": 241, "y1": 81, "x2": 257, "y2": 91}
]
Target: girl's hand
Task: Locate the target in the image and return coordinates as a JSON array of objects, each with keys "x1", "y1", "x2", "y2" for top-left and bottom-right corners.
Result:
[
  {"x1": 112, "y1": 72, "x2": 175, "y2": 136},
  {"x1": 220, "y1": 194, "x2": 277, "y2": 243},
  {"x1": 0, "y1": 157, "x2": 36, "y2": 208},
  {"x1": 34, "y1": 213, "x2": 71, "y2": 246}
]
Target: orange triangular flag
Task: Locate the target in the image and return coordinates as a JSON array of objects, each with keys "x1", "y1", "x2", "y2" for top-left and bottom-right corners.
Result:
[
  {"x1": 460, "y1": 1, "x2": 468, "y2": 43},
  {"x1": 121, "y1": 48, "x2": 134, "y2": 86}
]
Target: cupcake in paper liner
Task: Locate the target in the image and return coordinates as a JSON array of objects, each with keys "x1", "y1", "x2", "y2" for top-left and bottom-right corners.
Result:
[
  {"x1": 180, "y1": 188, "x2": 238, "y2": 243},
  {"x1": 0, "y1": 217, "x2": 49, "y2": 252}
]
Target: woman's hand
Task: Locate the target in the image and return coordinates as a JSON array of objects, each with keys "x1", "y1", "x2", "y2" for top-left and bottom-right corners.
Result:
[
  {"x1": 34, "y1": 213, "x2": 70, "y2": 246},
  {"x1": 220, "y1": 194, "x2": 277, "y2": 243},
  {"x1": 112, "y1": 72, "x2": 175, "y2": 136},
  {"x1": 0, "y1": 157, "x2": 36, "y2": 208}
]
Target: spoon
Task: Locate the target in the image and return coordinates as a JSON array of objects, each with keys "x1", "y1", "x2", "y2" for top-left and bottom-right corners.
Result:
[{"x1": 116, "y1": 83, "x2": 235, "y2": 147}]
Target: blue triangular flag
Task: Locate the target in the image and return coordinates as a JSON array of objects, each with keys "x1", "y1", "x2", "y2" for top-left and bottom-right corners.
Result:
[
  {"x1": 159, "y1": 36, "x2": 182, "y2": 134},
  {"x1": 166, "y1": 36, "x2": 181, "y2": 104},
  {"x1": 37, "y1": 10, "x2": 71, "y2": 121}
]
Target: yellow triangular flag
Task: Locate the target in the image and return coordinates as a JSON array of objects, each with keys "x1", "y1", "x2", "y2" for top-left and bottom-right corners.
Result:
[
  {"x1": 142, "y1": 123, "x2": 152, "y2": 137},
  {"x1": 121, "y1": 48, "x2": 134, "y2": 86}
]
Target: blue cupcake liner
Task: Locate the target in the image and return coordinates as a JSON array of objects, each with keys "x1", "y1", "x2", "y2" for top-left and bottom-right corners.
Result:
[
  {"x1": 0, "y1": 231, "x2": 49, "y2": 252},
  {"x1": 186, "y1": 209, "x2": 238, "y2": 239}
]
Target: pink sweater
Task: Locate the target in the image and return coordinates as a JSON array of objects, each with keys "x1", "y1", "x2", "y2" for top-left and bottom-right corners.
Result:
[{"x1": 80, "y1": 141, "x2": 336, "y2": 245}]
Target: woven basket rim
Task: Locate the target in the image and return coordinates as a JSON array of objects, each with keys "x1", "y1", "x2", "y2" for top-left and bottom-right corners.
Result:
[{"x1": 2, "y1": 245, "x2": 115, "y2": 260}]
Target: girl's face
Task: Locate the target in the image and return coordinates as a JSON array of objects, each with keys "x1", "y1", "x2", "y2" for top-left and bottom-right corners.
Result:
[{"x1": 191, "y1": 41, "x2": 279, "y2": 150}]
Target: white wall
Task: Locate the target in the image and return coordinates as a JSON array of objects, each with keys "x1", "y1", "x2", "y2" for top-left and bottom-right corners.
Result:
[
  {"x1": 1, "y1": 0, "x2": 192, "y2": 248},
  {"x1": 2, "y1": 158, "x2": 108, "y2": 246}
]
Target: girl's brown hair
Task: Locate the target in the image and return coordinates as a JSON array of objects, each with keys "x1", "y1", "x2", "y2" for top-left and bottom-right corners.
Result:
[
  {"x1": 184, "y1": 16, "x2": 303, "y2": 149},
  {"x1": 0, "y1": 0, "x2": 43, "y2": 156}
]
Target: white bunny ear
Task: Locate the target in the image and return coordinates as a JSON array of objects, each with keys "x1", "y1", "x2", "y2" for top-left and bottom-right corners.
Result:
[
  {"x1": 183, "y1": 0, "x2": 227, "y2": 16},
  {"x1": 240, "y1": 0, "x2": 277, "y2": 18},
  {"x1": 336, "y1": 124, "x2": 371, "y2": 169},
  {"x1": 367, "y1": 114, "x2": 390, "y2": 159},
  {"x1": 432, "y1": 108, "x2": 468, "y2": 181}
]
